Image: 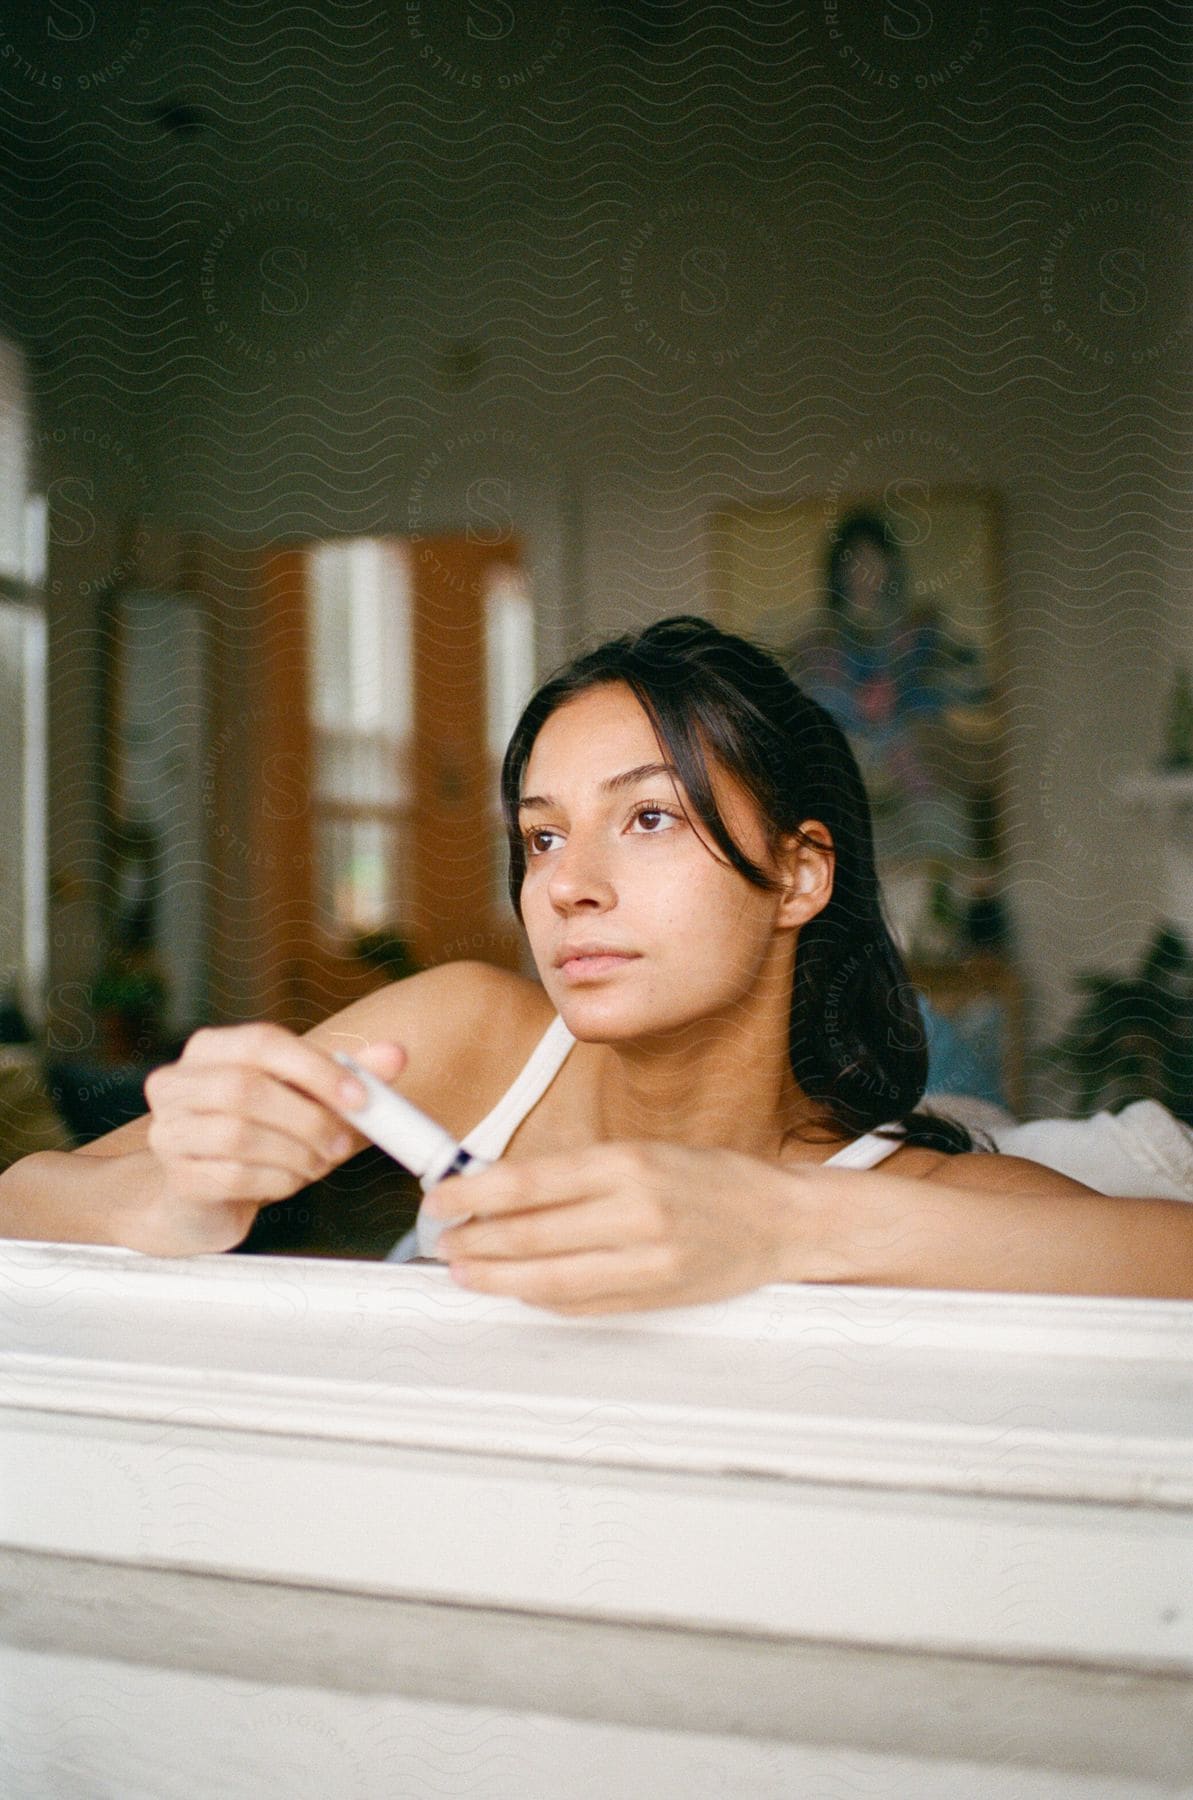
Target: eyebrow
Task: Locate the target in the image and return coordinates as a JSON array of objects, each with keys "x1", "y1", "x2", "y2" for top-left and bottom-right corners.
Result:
[{"x1": 517, "y1": 761, "x2": 682, "y2": 815}]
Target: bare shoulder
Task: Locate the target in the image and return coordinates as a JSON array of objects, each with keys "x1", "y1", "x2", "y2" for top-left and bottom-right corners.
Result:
[
  {"x1": 920, "y1": 1148, "x2": 1099, "y2": 1197},
  {"x1": 303, "y1": 960, "x2": 554, "y2": 1130},
  {"x1": 74, "y1": 961, "x2": 551, "y2": 1162},
  {"x1": 304, "y1": 959, "x2": 544, "y2": 1050}
]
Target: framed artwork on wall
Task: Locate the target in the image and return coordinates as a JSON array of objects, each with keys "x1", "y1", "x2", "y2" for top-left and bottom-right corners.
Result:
[
  {"x1": 710, "y1": 488, "x2": 1006, "y2": 938},
  {"x1": 710, "y1": 488, "x2": 1019, "y2": 1103}
]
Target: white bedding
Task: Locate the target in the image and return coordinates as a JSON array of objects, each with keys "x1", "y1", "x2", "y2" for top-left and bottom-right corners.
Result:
[{"x1": 929, "y1": 1094, "x2": 1193, "y2": 1203}]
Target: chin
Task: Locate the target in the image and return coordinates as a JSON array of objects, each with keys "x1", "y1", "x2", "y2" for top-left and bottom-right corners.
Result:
[
  {"x1": 553, "y1": 986, "x2": 706, "y2": 1046},
  {"x1": 553, "y1": 997, "x2": 640, "y2": 1042},
  {"x1": 541, "y1": 976, "x2": 641, "y2": 1039}
]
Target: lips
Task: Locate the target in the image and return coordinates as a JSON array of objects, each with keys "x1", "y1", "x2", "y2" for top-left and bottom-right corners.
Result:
[
  {"x1": 554, "y1": 945, "x2": 640, "y2": 980},
  {"x1": 554, "y1": 943, "x2": 634, "y2": 966}
]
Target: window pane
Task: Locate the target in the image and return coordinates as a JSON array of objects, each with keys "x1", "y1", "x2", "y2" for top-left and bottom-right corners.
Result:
[
  {"x1": 306, "y1": 538, "x2": 415, "y2": 936},
  {"x1": 0, "y1": 339, "x2": 28, "y2": 583},
  {"x1": 308, "y1": 537, "x2": 413, "y2": 737},
  {"x1": 0, "y1": 603, "x2": 47, "y2": 1016},
  {"x1": 114, "y1": 592, "x2": 208, "y2": 1032},
  {"x1": 312, "y1": 725, "x2": 408, "y2": 808},
  {"x1": 484, "y1": 565, "x2": 535, "y2": 762},
  {"x1": 314, "y1": 815, "x2": 412, "y2": 936},
  {"x1": 308, "y1": 540, "x2": 352, "y2": 725},
  {"x1": 485, "y1": 567, "x2": 535, "y2": 915},
  {"x1": 23, "y1": 494, "x2": 46, "y2": 587}
]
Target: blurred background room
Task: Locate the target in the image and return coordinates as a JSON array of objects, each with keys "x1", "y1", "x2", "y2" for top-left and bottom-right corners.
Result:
[{"x1": 0, "y1": 0, "x2": 1189, "y2": 1254}]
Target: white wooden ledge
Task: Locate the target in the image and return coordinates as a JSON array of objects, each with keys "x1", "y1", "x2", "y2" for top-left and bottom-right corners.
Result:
[{"x1": 2, "y1": 1240, "x2": 1191, "y2": 1681}]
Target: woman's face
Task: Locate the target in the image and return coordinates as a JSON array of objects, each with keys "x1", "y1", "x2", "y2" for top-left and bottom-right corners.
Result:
[{"x1": 516, "y1": 682, "x2": 802, "y2": 1041}]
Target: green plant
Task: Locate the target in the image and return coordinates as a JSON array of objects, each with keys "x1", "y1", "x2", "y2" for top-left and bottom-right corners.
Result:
[
  {"x1": 1042, "y1": 926, "x2": 1193, "y2": 1123},
  {"x1": 351, "y1": 930, "x2": 421, "y2": 983},
  {"x1": 91, "y1": 963, "x2": 167, "y2": 1015}
]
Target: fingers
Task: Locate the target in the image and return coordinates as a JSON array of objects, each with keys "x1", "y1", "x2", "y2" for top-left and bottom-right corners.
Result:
[
  {"x1": 178, "y1": 1022, "x2": 380, "y2": 1116},
  {"x1": 144, "y1": 1024, "x2": 410, "y2": 1212},
  {"x1": 147, "y1": 1106, "x2": 343, "y2": 1191},
  {"x1": 155, "y1": 1157, "x2": 313, "y2": 1206},
  {"x1": 426, "y1": 1141, "x2": 659, "y2": 1221},
  {"x1": 329, "y1": 1038, "x2": 407, "y2": 1085},
  {"x1": 451, "y1": 1247, "x2": 673, "y2": 1311},
  {"x1": 438, "y1": 1195, "x2": 649, "y2": 1261},
  {"x1": 148, "y1": 1063, "x2": 349, "y2": 1160},
  {"x1": 149, "y1": 1027, "x2": 408, "y2": 1154},
  {"x1": 424, "y1": 1140, "x2": 773, "y2": 1315}
]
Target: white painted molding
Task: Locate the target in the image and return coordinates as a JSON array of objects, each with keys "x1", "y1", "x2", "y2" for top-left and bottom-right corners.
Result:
[{"x1": 2, "y1": 1242, "x2": 1192, "y2": 1677}]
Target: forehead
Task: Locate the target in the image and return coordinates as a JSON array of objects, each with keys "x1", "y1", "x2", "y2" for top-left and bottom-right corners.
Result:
[
  {"x1": 524, "y1": 683, "x2": 659, "y2": 780},
  {"x1": 521, "y1": 682, "x2": 769, "y2": 848}
]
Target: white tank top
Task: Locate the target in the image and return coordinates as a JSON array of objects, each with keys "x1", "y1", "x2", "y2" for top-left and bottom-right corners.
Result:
[{"x1": 386, "y1": 1013, "x2": 904, "y2": 1261}]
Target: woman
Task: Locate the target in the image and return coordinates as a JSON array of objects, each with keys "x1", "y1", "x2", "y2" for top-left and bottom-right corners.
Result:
[{"x1": 4, "y1": 617, "x2": 1191, "y2": 1307}]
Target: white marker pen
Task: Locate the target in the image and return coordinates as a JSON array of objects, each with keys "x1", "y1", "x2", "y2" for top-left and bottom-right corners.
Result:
[{"x1": 332, "y1": 1051, "x2": 482, "y2": 1259}]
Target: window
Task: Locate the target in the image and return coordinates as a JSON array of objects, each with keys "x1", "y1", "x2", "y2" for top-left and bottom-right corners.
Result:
[
  {"x1": 111, "y1": 590, "x2": 209, "y2": 1033},
  {"x1": 0, "y1": 336, "x2": 29, "y2": 585},
  {"x1": 484, "y1": 564, "x2": 536, "y2": 914},
  {"x1": 306, "y1": 538, "x2": 414, "y2": 940},
  {"x1": 0, "y1": 605, "x2": 47, "y2": 1013},
  {"x1": 0, "y1": 334, "x2": 47, "y2": 1022},
  {"x1": 304, "y1": 534, "x2": 534, "y2": 972}
]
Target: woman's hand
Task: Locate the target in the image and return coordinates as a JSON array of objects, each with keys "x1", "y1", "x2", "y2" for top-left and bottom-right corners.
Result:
[
  {"x1": 425, "y1": 1140, "x2": 810, "y2": 1314},
  {"x1": 134, "y1": 1023, "x2": 406, "y2": 1255},
  {"x1": 423, "y1": 1135, "x2": 1193, "y2": 1309}
]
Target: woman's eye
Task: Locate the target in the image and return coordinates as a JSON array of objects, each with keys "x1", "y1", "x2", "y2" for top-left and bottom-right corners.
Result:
[
  {"x1": 631, "y1": 805, "x2": 678, "y2": 833},
  {"x1": 525, "y1": 828, "x2": 562, "y2": 855}
]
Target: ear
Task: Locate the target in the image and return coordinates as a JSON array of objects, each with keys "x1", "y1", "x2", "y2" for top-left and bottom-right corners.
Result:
[{"x1": 774, "y1": 821, "x2": 835, "y2": 929}]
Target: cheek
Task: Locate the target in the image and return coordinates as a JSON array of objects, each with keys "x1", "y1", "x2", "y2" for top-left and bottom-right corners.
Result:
[
  {"x1": 519, "y1": 875, "x2": 568, "y2": 977},
  {"x1": 700, "y1": 875, "x2": 780, "y2": 978},
  {"x1": 519, "y1": 876, "x2": 549, "y2": 938},
  {"x1": 649, "y1": 879, "x2": 766, "y2": 992}
]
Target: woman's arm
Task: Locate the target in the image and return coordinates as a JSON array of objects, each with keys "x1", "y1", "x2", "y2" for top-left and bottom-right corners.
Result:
[
  {"x1": 0, "y1": 1147, "x2": 172, "y2": 1250},
  {"x1": 792, "y1": 1154, "x2": 1193, "y2": 1301},
  {"x1": 425, "y1": 1144, "x2": 1193, "y2": 1312},
  {"x1": 0, "y1": 961, "x2": 528, "y2": 1256},
  {"x1": 0, "y1": 1033, "x2": 405, "y2": 1256}
]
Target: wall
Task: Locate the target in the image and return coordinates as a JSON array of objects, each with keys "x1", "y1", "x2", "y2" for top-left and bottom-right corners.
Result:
[{"x1": 5, "y1": 3, "x2": 1189, "y2": 1084}]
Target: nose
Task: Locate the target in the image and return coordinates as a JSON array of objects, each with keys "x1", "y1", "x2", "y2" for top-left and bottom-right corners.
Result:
[{"x1": 545, "y1": 830, "x2": 617, "y2": 914}]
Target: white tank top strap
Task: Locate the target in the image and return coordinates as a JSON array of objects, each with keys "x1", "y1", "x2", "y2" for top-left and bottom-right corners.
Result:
[
  {"x1": 385, "y1": 1012, "x2": 577, "y2": 1263},
  {"x1": 384, "y1": 1039, "x2": 900, "y2": 1264},
  {"x1": 458, "y1": 1012, "x2": 577, "y2": 1161},
  {"x1": 822, "y1": 1126, "x2": 904, "y2": 1170}
]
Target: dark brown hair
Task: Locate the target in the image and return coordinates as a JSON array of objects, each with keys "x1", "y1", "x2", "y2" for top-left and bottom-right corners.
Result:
[{"x1": 500, "y1": 615, "x2": 971, "y2": 1153}]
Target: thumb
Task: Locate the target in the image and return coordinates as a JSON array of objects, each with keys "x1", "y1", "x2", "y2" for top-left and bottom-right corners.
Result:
[{"x1": 354, "y1": 1040, "x2": 407, "y2": 1082}]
